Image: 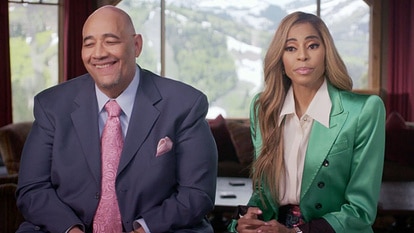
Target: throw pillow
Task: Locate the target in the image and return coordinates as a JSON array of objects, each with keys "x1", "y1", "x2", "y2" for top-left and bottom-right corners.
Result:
[
  {"x1": 208, "y1": 115, "x2": 238, "y2": 162},
  {"x1": 227, "y1": 120, "x2": 254, "y2": 166},
  {"x1": 386, "y1": 112, "x2": 407, "y2": 131}
]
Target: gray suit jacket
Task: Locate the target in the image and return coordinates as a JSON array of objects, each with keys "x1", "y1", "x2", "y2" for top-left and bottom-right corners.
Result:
[{"x1": 16, "y1": 67, "x2": 218, "y2": 233}]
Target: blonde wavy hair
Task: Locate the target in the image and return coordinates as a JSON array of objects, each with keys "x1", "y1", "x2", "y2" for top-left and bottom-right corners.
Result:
[{"x1": 251, "y1": 11, "x2": 352, "y2": 203}]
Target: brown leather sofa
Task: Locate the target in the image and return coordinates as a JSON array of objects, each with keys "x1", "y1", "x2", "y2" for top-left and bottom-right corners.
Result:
[
  {"x1": 1, "y1": 114, "x2": 413, "y2": 232},
  {"x1": 207, "y1": 113, "x2": 414, "y2": 181},
  {"x1": 0, "y1": 122, "x2": 32, "y2": 233},
  {"x1": 382, "y1": 112, "x2": 414, "y2": 181},
  {"x1": 0, "y1": 121, "x2": 33, "y2": 175},
  {"x1": 0, "y1": 174, "x2": 24, "y2": 233},
  {"x1": 208, "y1": 115, "x2": 253, "y2": 178}
]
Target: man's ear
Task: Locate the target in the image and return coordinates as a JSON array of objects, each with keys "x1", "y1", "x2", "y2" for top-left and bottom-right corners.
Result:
[{"x1": 134, "y1": 34, "x2": 143, "y2": 58}]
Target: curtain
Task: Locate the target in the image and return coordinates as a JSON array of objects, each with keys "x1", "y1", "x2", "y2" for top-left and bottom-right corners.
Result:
[
  {"x1": 0, "y1": 1, "x2": 12, "y2": 127},
  {"x1": 387, "y1": 0, "x2": 414, "y2": 121},
  {"x1": 64, "y1": 0, "x2": 95, "y2": 81}
]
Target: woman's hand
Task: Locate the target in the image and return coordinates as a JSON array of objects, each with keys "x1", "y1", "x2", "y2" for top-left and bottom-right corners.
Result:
[
  {"x1": 236, "y1": 206, "x2": 266, "y2": 232},
  {"x1": 130, "y1": 227, "x2": 146, "y2": 233},
  {"x1": 68, "y1": 226, "x2": 84, "y2": 233},
  {"x1": 254, "y1": 220, "x2": 295, "y2": 233},
  {"x1": 236, "y1": 207, "x2": 295, "y2": 233}
]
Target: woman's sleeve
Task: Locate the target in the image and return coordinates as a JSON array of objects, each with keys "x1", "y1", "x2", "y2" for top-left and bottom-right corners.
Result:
[{"x1": 323, "y1": 95, "x2": 386, "y2": 233}]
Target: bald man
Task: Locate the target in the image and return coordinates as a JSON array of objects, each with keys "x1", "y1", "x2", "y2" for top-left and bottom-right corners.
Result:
[{"x1": 16, "y1": 6, "x2": 217, "y2": 233}]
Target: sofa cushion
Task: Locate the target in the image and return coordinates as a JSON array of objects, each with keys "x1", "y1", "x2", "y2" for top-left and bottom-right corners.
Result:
[
  {"x1": 385, "y1": 129, "x2": 414, "y2": 165},
  {"x1": 208, "y1": 115, "x2": 238, "y2": 162},
  {"x1": 227, "y1": 120, "x2": 254, "y2": 166},
  {"x1": 0, "y1": 174, "x2": 24, "y2": 233},
  {"x1": 217, "y1": 161, "x2": 250, "y2": 178},
  {"x1": 386, "y1": 111, "x2": 407, "y2": 130},
  {"x1": 0, "y1": 122, "x2": 33, "y2": 175},
  {"x1": 385, "y1": 112, "x2": 414, "y2": 165}
]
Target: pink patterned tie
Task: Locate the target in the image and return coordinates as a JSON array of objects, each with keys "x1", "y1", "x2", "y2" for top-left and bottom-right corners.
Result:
[{"x1": 93, "y1": 100, "x2": 123, "y2": 233}]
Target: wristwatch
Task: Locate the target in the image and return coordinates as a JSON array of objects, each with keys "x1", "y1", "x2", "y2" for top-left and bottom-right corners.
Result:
[{"x1": 293, "y1": 226, "x2": 303, "y2": 233}]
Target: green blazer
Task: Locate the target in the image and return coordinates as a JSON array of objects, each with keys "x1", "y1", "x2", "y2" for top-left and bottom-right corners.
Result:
[{"x1": 230, "y1": 83, "x2": 385, "y2": 233}]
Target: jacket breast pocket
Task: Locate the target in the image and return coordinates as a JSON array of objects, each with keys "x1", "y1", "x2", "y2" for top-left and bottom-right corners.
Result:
[
  {"x1": 150, "y1": 150, "x2": 175, "y2": 166},
  {"x1": 324, "y1": 138, "x2": 353, "y2": 180},
  {"x1": 328, "y1": 138, "x2": 349, "y2": 157}
]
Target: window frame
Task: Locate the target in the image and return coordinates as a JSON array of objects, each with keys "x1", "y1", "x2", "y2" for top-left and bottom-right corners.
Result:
[
  {"x1": 8, "y1": 0, "x2": 382, "y2": 94},
  {"x1": 8, "y1": 0, "x2": 61, "y2": 122}
]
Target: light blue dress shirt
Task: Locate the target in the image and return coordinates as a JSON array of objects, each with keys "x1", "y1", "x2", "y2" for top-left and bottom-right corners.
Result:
[{"x1": 95, "y1": 66, "x2": 152, "y2": 233}]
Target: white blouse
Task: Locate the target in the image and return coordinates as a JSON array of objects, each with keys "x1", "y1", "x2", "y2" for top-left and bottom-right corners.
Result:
[{"x1": 278, "y1": 79, "x2": 331, "y2": 205}]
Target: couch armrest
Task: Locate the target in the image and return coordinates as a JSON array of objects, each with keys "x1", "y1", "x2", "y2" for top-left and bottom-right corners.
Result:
[
  {"x1": 0, "y1": 175, "x2": 24, "y2": 233},
  {"x1": 0, "y1": 173, "x2": 18, "y2": 185},
  {"x1": 385, "y1": 128, "x2": 414, "y2": 165},
  {"x1": 218, "y1": 161, "x2": 250, "y2": 178}
]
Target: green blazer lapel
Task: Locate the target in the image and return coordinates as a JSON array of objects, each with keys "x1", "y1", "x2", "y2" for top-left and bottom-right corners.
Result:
[{"x1": 300, "y1": 84, "x2": 348, "y2": 199}]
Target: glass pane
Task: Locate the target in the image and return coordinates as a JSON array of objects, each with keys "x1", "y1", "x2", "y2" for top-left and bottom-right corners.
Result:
[
  {"x1": 164, "y1": 0, "x2": 316, "y2": 118},
  {"x1": 320, "y1": 0, "x2": 370, "y2": 89},
  {"x1": 42, "y1": 0, "x2": 59, "y2": 4},
  {"x1": 117, "y1": 1, "x2": 161, "y2": 74},
  {"x1": 21, "y1": 0, "x2": 41, "y2": 3},
  {"x1": 8, "y1": 0, "x2": 59, "y2": 3},
  {"x1": 9, "y1": 3, "x2": 59, "y2": 122},
  {"x1": 115, "y1": 0, "x2": 370, "y2": 118}
]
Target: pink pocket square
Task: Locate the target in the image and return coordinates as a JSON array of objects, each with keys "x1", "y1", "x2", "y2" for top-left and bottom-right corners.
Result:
[{"x1": 156, "y1": 136, "x2": 173, "y2": 157}]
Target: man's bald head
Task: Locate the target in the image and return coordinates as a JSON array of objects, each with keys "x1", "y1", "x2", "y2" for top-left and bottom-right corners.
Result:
[{"x1": 83, "y1": 5, "x2": 136, "y2": 37}]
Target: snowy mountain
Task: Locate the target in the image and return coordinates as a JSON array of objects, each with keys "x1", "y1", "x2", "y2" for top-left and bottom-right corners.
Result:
[{"x1": 119, "y1": 0, "x2": 370, "y2": 117}]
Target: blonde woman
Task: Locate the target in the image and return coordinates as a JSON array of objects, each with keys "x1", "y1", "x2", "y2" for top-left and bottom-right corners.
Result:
[{"x1": 228, "y1": 12, "x2": 385, "y2": 233}]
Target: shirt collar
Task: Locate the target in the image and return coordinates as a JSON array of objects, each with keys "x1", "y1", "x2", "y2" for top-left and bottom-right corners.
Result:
[
  {"x1": 96, "y1": 65, "x2": 140, "y2": 119},
  {"x1": 279, "y1": 78, "x2": 331, "y2": 128},
  {"x1": 279, "y1": 86, "x2": 296, "y2": 125}
]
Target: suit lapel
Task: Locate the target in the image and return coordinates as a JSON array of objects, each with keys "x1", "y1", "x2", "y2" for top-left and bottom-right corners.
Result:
[
  {"x1": 71, "y1": 76, "x2": 101, "y2": 185},
  {"x1": 70, "y1": 71, "x2": 162, "y2": 181},
  {"x1": 117, "y1": 70, "x2": 161, "y2": 174},
  {"x1": 300, "y1": 84, "x2": 348, "y2": 199}
]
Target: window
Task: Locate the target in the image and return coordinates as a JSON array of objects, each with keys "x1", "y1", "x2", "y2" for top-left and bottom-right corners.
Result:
[
  {"x1": 320, "y1": 0, "x2": 370, "y2": 89},
  {"x1": 9, "y1": 0, "x2": 59, "y2": 122},
  {"x1": 121, "y1": 0, "x2": 372, "y2": 118}
]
